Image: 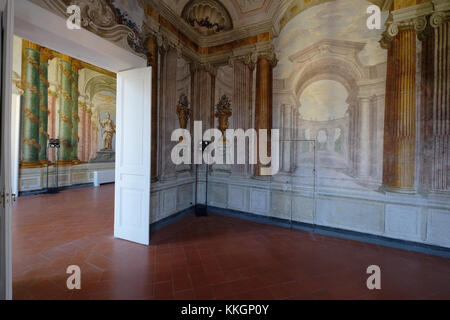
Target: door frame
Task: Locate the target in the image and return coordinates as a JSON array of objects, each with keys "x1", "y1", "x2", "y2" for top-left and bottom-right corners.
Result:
[
  {"x1": 1, "y1": 0, "x2": 14, "y2": 301},
  {"x1": 3, "y1": 0, "x2": 147, "y2": 299}
]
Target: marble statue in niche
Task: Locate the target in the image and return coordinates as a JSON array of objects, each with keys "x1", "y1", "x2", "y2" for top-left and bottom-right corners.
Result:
[
  {"x1": 90, "y1": 112, "x2": 116, "y2": 163},
  {"x1": 100, "y1": 112, "x2": 116, "y2": 151}
]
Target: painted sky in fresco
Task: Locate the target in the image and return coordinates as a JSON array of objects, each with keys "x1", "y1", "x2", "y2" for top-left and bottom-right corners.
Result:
[
  {"x1": 274, "y1": 0, "x2": 388, "y2": 79},
  {"x1": 299, "y1": 80, "x2": 348, "y2": 121}
]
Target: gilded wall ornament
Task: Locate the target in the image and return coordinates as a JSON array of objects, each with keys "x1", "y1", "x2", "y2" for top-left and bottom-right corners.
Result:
[
  {"x1": 215, "y1": 95, "x2": 232, "y2": 139},
  {"x1": 176, "y1": 93, "x2": 191, "y2": 142}
]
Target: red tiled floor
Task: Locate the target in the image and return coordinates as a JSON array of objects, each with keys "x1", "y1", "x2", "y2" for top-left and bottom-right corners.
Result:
[{"x1": 12, "y1": 184, "x2": 450, "y2": 300}]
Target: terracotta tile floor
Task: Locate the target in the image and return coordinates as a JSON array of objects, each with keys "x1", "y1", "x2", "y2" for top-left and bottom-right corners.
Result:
[{"x1": 12, "y1": 185, "x2": 450, "y2": 300}]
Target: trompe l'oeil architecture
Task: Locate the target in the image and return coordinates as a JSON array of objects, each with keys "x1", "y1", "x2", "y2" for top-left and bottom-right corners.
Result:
[
  {"x1": 13, "y1": 38, "x2": 117, "y2": 192},
  {"x1": 22, "y1": 0, "x2": 450, "y2": 249}
]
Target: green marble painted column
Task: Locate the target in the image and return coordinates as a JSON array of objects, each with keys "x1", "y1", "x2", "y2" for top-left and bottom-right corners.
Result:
[
  {"x1": 38, "y1": 48, "x2": 52, "y2": 164},
  {"x1": 58, "y1": 55, "x2": 74, "y2": 164},
  {"x1": 21, "y1": 40, "x2": 42, "y2": 168},
  {"x1": 71, "y1": 61, "x2": 81, "y2": 164}
]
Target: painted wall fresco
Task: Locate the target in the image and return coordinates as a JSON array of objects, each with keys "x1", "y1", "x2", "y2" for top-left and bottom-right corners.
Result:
[
  {"x1": 273, "y1": 0, "x2": 388, "y2": 189},
  {"x1": 12, "y1": 37, "x2": 117, "y2": 192}
]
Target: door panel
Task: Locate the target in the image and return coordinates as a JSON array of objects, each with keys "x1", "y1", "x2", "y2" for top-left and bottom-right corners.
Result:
[{"x1": 114, "y1": 67, "x2": 152, "y2": 245}]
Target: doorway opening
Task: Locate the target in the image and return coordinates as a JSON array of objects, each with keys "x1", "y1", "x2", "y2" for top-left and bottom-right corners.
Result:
[
  {"x1": 5, "y1": 0, "x2": 150, "y2": 300},
  {"x1": 12, "y1": 37, "x2": 118, "y2": 197},
  {"x1": 11, "y1": 36, "x2": 120, "y2": 299}
]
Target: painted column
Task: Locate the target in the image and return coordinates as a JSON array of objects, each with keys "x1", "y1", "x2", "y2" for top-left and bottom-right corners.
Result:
[
  {"x1": 358, "y1": 97, "x2": 372, "y2": 177},
  {"x1": 231, "y1": 59, "x2": 254, "y2": 176},
  {"x1": 381, "y1": 29, "x2": 417, "y2": 191},
  {"x1": 190, "y1": 61, "x2": 216, "y2": 178},
  {"x1": 21, "y1": 40, "x2": 42, "y2": 167},
  {"x1": 86, "y1": 111, "x2": 92, "y2": 161},
  {"x1": 146, "y1": 36, "x2": 159, "y2": 181},
  {"x1": 347, "y1": 103, "x2": 358, "y2": 175},
  {"x1": 85, "y1": 104, "x2": 92, "y2": 161},
  {"x1": 282, "y1": 104, "x2": 293, "y2": 173},
  {"x1": 47, "y1": 58, "x2": 59, "y2": 163},
  {"x1": 58, "y1": 55, "x2": 74, "y2": 164},
  {"x1": 91, "y1": 125, "x2": 98, "y2": 160},
  {"x1": 430, "y1": 14, "x2": 449, "y2": 191},
  {"x1": 47, "y1": 87, "x2": 58, "y2": 161},
  {"x1": 160, "y1": 48, "x2": 178, "y2": 181},
  {"x1": 292, "y1": 108, "x2": 301, "y2": 172},
  {"x1": 191, "y1": 62, "x2": 217, "y2": 133},
  {"x1": 77, "y1": 98, "x2": 86, "y2": 162},
  {"x1": 254, "y1": 53, "x2": 277, "y2": 176},
  {"x1": 38, "y1": 48, "x2": 52, "y2": 164},
  {"x1": 421, "y1": 10, "x2": 450, "y2": 191},
  {"x1": 71, "y1": 60, "x2": 81, "y2": 164}
]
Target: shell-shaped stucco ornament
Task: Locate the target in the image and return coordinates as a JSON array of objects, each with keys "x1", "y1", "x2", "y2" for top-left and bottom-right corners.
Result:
[{"x1": 181, "y1": 0, "x2": 233, "y2": 36}]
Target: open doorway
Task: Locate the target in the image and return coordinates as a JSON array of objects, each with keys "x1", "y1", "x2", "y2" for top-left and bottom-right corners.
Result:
[
  {"x1": 11, "y1": 37, "x2": 119, "y2": 298},
  {"x1": 2, "y1": 0, "x2": 151, "y2": 299},
  {"x1": 12, "y1": 37, "x2": 118, "y2": 196}
]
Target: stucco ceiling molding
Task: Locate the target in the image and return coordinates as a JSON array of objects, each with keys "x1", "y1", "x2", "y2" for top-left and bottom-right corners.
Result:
[
  {"x1": 30, "y1": 0, "x2": 144, "y2": 57},
  {"x1": 233, "y1": 0, "x2": 268, "y2": 14}
]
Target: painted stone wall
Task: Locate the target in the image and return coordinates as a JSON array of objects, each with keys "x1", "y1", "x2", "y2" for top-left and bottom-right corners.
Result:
[
  {"x1": 30, "y1": 0, "x2": 450, "y2": 245},
  {"x1": 201, "y1": 0, "x2": 450, "y2": 248}
]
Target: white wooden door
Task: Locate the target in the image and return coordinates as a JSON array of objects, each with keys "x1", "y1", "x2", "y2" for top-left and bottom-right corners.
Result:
[
  {"x1": 0, "y1": 0, "x2": 14, "y2": 300},
  {"x1": 114, "y1": 67, "x2": 152, "y2": 245}
]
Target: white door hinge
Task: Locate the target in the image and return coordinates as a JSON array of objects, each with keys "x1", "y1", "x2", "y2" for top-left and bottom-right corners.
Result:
[
  {"x1": 0, "y1": 189, "x2": 15, "y2": 208},
  {"x1": 0, "y1": 189, "x2": 5, "y2": 208}
]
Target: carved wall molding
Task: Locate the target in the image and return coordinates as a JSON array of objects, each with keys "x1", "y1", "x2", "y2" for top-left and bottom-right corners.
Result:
[{"x1": 31, "y1": 0, "x2": 146, "y2": 58}]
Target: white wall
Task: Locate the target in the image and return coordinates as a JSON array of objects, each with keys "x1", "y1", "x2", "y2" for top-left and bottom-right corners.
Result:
[{"x1": 204, "y1": 175, "x2": 450, "y2": 248}]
